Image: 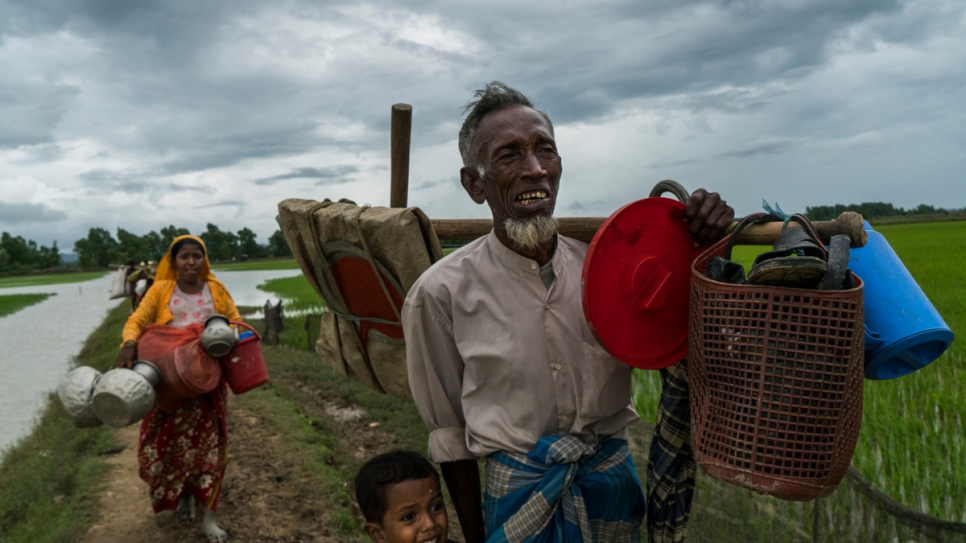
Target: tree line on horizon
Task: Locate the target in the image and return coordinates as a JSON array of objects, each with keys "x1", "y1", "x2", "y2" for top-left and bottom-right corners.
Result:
[
  {"x1": 71, "y1": 224, "x2": 293, "y2": 269},
  {"x1": 0, "y1": 224, "x2": 293, "y2": 274},
  {"x1": 0, "y1": 233, "x2": 61, "y2": 273},
  {"x1": 805, "y1": 202, "x2": 964, "y2": 221}
]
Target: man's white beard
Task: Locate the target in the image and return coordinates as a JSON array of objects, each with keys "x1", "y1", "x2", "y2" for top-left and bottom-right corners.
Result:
[{"x1": 503, "y1": 216, "x2": 558, "y2": 250}]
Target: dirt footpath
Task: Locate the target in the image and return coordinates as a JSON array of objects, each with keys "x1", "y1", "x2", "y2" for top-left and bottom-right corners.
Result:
[{"x1": 80, "y1": 403, "x2": 339, "y2": 543}]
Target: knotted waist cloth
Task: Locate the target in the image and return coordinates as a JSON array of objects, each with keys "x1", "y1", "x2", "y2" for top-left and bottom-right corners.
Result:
[{"x1": 483, "y1": 434, "x2": 646, "y2": 542}]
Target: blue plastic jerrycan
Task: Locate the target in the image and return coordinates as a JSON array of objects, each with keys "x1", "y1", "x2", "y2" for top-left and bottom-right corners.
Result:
[{"x1": 848, "y1": 221, "x2": 955, "y2": 379}]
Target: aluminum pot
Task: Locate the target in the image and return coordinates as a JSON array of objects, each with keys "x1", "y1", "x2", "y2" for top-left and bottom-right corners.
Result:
[
  {"x1": 57, "y1": 366, "x2": 104, "y2": 428},
  {"x1": 91, "y1": 367, "x2": 157, "y2": 427},
  {"x1": 201, "y1": 314, "x2": 236, "y2": 357},
  {"x1": 131, "y1": 360, "x2": 162, "y2": 388}
]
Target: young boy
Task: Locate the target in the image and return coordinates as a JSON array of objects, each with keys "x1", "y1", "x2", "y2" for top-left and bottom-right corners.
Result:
[{"x1": 355, "y1": 450, "x2": 456, "y2": 543}]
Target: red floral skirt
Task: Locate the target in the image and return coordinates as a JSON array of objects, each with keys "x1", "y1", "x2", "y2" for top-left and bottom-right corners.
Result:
[{"x1": 138, "y1": 382, "x2": 228, "y2": 513}]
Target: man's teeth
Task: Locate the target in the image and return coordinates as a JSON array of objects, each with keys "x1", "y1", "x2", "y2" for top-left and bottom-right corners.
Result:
[{"x1": 516, "y1": 191, "x2": 547, "y2": 205}]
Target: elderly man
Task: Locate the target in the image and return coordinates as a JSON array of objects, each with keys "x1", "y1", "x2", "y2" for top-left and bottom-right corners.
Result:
[{"x1": 403, "y1": 82, "x2": 733, "y2": 543}]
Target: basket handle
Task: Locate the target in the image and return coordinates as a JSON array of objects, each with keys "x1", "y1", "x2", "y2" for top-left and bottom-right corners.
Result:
[
  {"x1": 231, "y1": 321, "x2": 262, "y2": 342},
  {"x1": 724, "y1": 213, "x2": 829, "y2": 261},
  {"x1": 724, "y1": 213, "x2": 776, "y2": 260}
]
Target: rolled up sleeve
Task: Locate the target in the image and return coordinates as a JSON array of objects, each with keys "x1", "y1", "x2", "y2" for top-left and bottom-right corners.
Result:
[
  {"x1": 403, "y1": 289, "x2": 474, "y2": 463},
  {"x1": 121, "y1": 283, "x2": 165, "y2": 345}
]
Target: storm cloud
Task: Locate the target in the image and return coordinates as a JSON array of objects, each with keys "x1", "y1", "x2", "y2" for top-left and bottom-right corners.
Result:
[
  {"x1": 254, "y1": 166, "x2": 360, "y2": 186},
  {"x1": 0, "y1": 0, "x2": 962, "y2": 249},
  {"x1": 0, "y1": 201, "x2": 67, "y2": 223}
]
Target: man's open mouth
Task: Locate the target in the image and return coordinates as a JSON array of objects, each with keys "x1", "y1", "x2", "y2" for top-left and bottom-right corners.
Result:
[{"x1": 515, "y1": 191, "x2": 547, "y2": 206}]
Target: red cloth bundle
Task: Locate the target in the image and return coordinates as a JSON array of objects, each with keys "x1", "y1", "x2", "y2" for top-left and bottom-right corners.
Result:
[{"x1": 137, "y1": 323, "x2": 222, "y2": 412}]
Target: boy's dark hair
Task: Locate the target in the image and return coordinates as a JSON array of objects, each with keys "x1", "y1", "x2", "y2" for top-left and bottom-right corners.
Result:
[{"x1": 355, "y1": 450, "x2": 439, "y2": 523}]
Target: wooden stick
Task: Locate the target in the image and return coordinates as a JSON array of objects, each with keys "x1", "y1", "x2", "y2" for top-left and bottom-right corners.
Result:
[
  {"x1": 430, "y1": 211, "x2": 867, "y2": 247},
  {"x1": 389, "y1": 104, "x2": 412, "y2": 209},
  {"x1": 731, "y1": 211, "x2": 867, "y2": 247}
]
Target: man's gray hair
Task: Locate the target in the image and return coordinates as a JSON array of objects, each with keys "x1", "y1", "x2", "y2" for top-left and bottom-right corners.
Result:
[{"x1": 458, "y1": 81, "x2": 554, "y2": 172}]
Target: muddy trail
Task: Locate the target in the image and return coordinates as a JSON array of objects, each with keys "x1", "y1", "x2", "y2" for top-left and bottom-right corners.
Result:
[{"x1": 81, "y1": 408, "x2": 342, "y2": 542}]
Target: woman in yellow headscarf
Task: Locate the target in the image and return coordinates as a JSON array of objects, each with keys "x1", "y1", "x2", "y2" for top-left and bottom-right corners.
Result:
[{"x1": 116, "y1": 235, "x2": 240, "y2": 542}]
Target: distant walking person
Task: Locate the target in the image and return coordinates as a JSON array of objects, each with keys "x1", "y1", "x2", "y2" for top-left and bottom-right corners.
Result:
[
  {"x1": 127, "y1": 260, "x2": 155, "y2": 310},
  {"x1": 123, "y1": 260, "x2": 138, "y2": 310}
]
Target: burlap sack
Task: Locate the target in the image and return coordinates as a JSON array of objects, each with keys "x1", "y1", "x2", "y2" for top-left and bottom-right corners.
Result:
[{"x1": 277, "y1": 199, "x2": 442, "y2": 399}]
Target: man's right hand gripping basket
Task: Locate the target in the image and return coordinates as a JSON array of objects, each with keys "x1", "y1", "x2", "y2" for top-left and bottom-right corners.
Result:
[{"x1": 688, "y1": 214, "x2": 865, "y2": 501}]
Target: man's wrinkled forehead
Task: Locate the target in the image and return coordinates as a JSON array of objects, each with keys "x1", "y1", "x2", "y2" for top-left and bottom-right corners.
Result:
[{"x1": 472, "y1": 105, "x2": 553, "y2": 155}]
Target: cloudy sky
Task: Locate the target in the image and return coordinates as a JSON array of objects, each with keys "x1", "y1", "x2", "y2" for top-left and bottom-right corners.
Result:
[{"x1": 1, "y1": 0, "x2": 963, "y2": 252}]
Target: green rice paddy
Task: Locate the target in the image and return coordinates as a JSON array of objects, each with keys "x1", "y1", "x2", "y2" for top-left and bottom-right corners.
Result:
[
  {"x1": 633, "y1": 220, "x2": 966, "y2": 521},
  {"x1": 257, "y1": 274, "x2": 326, "y2": 314},
  {"x1": 853, "y1": 220, "x2": 965, "y2": 521},
  {"x1": 210, "y1": 258, "x2": 301, "y2": 272},
  {"x1": 0, "y1": 293, "x2": 53, "y2": 318}
]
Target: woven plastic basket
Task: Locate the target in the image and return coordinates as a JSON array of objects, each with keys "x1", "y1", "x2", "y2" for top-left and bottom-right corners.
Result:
[{"x1": 688, "y1": 219, "x2": 865, "y2": 501}]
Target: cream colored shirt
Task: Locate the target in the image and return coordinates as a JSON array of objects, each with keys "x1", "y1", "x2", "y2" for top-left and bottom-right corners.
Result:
[
  {"x1": 167, "y1": 283, "x2": 215, "y2": 328},
  {"x1": 403, "y1": 231, "x2": 638, "y2": 463}
]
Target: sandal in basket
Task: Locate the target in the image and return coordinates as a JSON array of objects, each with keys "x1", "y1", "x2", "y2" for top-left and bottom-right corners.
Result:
[
  {"x1": 747, "y1": 222, "x2": 828, "y2": 288},
  {"x1": 816, "y1": 234, "x2": 853, "y2": 290}
]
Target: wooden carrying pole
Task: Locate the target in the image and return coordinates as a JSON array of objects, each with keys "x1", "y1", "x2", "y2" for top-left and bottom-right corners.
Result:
[
  {"x1": 386, "y1": 104, "x2": 868, "y2": 247},
  {"x1": 431, "y1": 212, "x2": 868, "y2": 247}
]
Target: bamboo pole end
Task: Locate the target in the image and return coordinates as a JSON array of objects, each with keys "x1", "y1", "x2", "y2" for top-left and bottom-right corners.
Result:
[{"x1": 837, "y1": 211, "x2": 868, "y2": 248}]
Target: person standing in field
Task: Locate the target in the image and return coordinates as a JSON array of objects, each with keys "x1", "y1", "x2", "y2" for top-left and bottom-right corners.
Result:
[{"x1": 402, "y1": 82, "x2": 734, "y2": 542}]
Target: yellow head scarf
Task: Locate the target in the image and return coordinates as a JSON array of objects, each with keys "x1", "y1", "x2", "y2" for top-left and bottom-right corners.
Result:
[{"x1": 154, "y1": 234, "x2": 215, "y2": 282}]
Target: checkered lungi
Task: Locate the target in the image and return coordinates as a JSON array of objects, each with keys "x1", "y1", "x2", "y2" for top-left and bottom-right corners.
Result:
[
  {"x1": 483, "y1": 434, "x2": 646, "y2": 543},
  {"x1": 646, "y1": 361, "x2": 696, "y2": 543}
]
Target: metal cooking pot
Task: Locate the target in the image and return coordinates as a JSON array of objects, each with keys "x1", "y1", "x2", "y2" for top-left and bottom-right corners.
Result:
[
  {"x1": 201, "y1": 314, "x2": 236, "y2": 357},
  {"x1": 91, "y1": 366, "x2": 158, "y2": 427},
  {"x1": 131, "y1": 360, "x2": 162, "y2": 388},
  {"x1": 57, "y1": 366, "x2": 104, "y2": 428}
]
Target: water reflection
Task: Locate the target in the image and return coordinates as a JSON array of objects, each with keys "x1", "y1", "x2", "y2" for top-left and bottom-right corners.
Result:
[
  {"x1": 214, "y1": 269, "x2": 324, "y2": 318},
  {"x1": 212, "y1": 269, "x2": 303, "y2": 307},
  {"x1": 0, "y1": 268, "x2": 305, "y2": 458}
]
